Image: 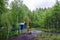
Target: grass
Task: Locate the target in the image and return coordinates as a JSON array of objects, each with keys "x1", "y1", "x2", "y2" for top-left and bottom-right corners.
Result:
[
  {"x1": 30, "y1": 27, "x2": 60, "y2": 40},
  {"x1": 35, "y1": 33, "x2": 60, "y2": 40},
  {"x1": 30, "y1": 27, "x2": 60, "y2": 32}
]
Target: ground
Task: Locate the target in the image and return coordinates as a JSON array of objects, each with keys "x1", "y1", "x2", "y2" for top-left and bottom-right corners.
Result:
[
  {"x1": 8, "y1": 30, "x2": 60, "y2": 40},
  {"x1": 9, "y1": 30, "x2": 43, "y2": 40}
]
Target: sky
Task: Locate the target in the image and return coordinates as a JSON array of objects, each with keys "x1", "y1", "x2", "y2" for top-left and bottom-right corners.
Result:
[{"x1": 8, "y1": 0, "x2": 60, "y2": 11}]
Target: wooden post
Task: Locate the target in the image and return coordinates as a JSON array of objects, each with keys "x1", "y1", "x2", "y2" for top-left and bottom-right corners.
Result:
[{"x1": 26, "y1": 17, "x2": 30, "y2": 33}]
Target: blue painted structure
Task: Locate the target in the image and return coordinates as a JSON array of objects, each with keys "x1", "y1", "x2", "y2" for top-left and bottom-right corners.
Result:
[{"x1": 20, "y1": 22, "x2": 26, "y2": 30}]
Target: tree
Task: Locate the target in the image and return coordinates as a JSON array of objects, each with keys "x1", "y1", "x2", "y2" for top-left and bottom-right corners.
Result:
[
  {"x1": 0, "y1": 0, "x2": 6, "y2": 27},
  {"x1": 45, "y1": 0, "x2": 60, "y2": 30}
]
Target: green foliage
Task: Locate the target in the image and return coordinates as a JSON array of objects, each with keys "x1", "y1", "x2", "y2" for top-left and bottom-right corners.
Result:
[
  {"x1": 0, "y1": 0, "x2": 60, "y2": 39},
  {"x1": 36, "y1": 33, "x2": 60, "y2": 40},
  {"x1": 1, "y1": 0, "x2": 31, "y2": 39},
  {"x1": 29, "y1": 1, "x2": 60, "y2": 31},
  {"x1": 0, "y1": 0, "x2": 6, "y2": 27},
  {"x1": 29, "y1": 9, "x2": 46, "y2": 28},
  {"x1": 45, "y1": 1, "x2": 60, "y2": 29}
]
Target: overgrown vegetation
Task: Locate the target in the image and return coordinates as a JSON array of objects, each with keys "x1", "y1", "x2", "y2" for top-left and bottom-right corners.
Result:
[
  {"x1": 0, "y1": 0, "x2": 60, "y2": 40},
  {"x1": 35, "y1": 33, "x2": 60, "y2": 40}
]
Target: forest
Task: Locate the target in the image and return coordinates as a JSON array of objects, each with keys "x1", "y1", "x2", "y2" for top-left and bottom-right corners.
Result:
[{"x1": 0, "y1": 0, "x2": 60, "y2": 40}]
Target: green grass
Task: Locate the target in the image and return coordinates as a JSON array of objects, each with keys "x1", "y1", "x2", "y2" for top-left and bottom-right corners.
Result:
[
  {"x1": 30, "y1": 27, "x2": 60, "y2": 40},
  {"x1": 36, "y1": 33, "x2": 60, "y2": 40},
  {"x1": 30, "y1": 27, "x2": 60, "y2": 32},
  {"x1": 30, "y1": 28, "x2": 36, "y2": 30}
]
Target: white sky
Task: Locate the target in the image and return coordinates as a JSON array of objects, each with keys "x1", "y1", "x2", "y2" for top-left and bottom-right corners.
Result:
[{"x1": 8, "y1": 0, "x2": 60, "y2": 11}]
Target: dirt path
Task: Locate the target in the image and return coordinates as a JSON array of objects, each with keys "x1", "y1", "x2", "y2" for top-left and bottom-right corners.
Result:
[
  {"x1": 9, "y1": 34, "x2": 35, "y2": 40},
  {"x1": 9, "y1": 30, "x2": 43, "y2": 40},
  {"x1": 8, "y1": 30, "x2": 60, "y2": 40}
]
